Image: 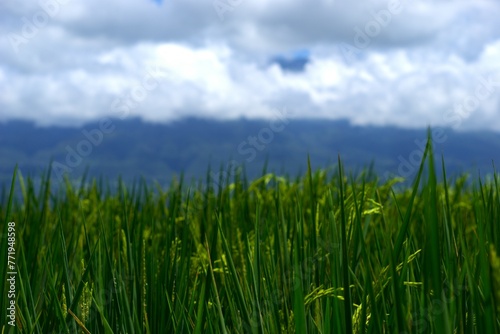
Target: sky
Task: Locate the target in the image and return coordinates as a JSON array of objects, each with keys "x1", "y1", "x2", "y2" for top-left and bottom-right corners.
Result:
[{"x1": 1, "y1": 0, "x2": 500, "y2": 130}]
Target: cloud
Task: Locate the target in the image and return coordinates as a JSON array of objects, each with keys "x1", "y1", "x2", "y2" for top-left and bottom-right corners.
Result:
[{"x1": 1, "y1": 0, "x2": 500, "y2": 130}]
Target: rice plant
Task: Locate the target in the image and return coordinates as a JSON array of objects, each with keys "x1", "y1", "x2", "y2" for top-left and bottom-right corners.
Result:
[{"x1": 1, "y1": 132, "x2": 499, "y2": 333}]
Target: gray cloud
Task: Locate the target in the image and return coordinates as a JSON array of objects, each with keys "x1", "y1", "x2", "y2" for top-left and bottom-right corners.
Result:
[{"x1": 1, "y1": 0, "x2": 499, "y2": 130}]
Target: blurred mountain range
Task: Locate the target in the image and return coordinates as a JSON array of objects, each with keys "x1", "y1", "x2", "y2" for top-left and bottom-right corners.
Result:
[{"x1": 1, "y1": 117, "x2": 499, "y2": 190}]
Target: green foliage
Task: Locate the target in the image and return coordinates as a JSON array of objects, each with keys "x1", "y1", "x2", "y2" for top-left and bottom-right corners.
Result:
[{"x1": 1, "y1": 134, "x2": 500, "y2": 333}]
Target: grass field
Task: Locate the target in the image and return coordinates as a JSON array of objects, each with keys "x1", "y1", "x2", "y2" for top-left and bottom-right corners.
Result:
[{"x1": 1, "y1": 133, "x2": 500, "y2": 333}]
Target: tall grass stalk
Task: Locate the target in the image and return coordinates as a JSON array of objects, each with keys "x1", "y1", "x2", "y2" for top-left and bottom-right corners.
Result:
[{"x1": 1, "y1": 135, "x2": 499, "y2": 333}]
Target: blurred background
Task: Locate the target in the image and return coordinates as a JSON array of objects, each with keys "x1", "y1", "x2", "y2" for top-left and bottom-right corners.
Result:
[{"x1": 1, "y1": 0, "x2": 500, "y2": 188}]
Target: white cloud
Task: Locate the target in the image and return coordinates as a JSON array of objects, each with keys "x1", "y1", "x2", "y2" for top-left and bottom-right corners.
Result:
[{"x1": 0, "y1": 0, "x2": 500, "y2": 130}]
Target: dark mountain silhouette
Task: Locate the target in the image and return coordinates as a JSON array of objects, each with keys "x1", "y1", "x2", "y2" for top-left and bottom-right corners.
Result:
[{"x1": 0, "y1": 117, "x2": 499, "y2": 190}]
